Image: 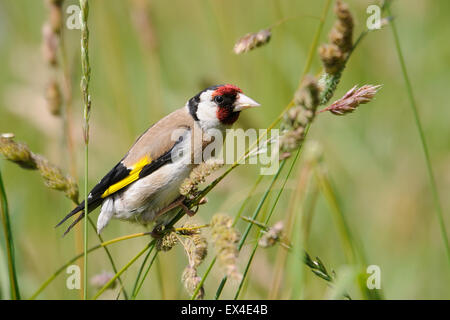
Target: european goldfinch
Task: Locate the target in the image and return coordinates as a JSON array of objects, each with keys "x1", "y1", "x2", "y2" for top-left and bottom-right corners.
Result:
[{"x1": 57, "y1": 84, "x2": 260, "y2": 235}]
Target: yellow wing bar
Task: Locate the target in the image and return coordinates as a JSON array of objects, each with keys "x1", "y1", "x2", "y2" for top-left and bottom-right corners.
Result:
[{"x1": 101, "y1": 155, "x2": 152, "y2": 198}]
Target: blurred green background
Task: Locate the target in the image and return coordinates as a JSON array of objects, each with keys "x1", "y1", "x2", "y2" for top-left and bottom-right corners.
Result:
[{"x1": 1, "y1": 0, "x2": 449, "y2": 299}]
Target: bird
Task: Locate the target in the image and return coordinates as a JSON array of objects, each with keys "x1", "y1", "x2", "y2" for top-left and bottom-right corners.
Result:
[{"x1": 56, "y1": 84, "x2": 260, "y2": 236}]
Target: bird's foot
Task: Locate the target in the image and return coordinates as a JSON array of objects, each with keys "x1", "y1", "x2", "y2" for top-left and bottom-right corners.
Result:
[
  {"x1": 150, "y1": 224, "x2": 165, "y2": 238},
  {"x1": 179, "y1": 201, "x2": 198, "y2": 217},
  {"x1": 154, "y1": 196, "x2": 199, "y2": 221}
]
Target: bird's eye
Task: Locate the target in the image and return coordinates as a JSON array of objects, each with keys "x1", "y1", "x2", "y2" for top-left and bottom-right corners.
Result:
[{"x1": 214, "y1": 95, "x2": 224, "y2": 104}]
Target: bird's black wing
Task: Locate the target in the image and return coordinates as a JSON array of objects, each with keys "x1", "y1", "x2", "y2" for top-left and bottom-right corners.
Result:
[{"x1": 56, "y1": 137, "x2": 183, "y2": 236}]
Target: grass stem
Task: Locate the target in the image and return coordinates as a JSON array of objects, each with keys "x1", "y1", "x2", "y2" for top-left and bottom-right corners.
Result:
[
  {"x1": 214, "y1": 160, "x2": 286, "y2": 299},
  {"x1": 388, "y1": 6, "x2": 450, "y2": 268},
  {"x1": 234, "y1": 148, "x2": 302, "y2": 299},
  {"x1": 92, "y1": 241, "x2": 155, "y2": 300},
  {"x1": 29, "y1": 230, "x2": 151, "y2": 300},
  {"x1": 0, "y1": 169, "x2": 20, "y2": 300},
  {"x1": 132, "y1": 250, "x2": 158, "y2": 299}
]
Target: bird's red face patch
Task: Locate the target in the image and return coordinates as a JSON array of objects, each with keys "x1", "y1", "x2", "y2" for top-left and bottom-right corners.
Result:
[
  {"x1": 212, "y1": 85, "x2": 243, "y2": 125},
  {"x1": 212, "y1": 84, "x2": 243, "y2": 98},
  {"x1": 217, "y1": 107, "x2": 240, "y2": 125}
]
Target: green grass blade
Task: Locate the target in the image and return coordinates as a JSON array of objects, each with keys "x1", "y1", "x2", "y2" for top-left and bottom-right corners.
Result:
[
  {"x1": 29, "y1": 231, "x2": 150, "y2": 299},
  {"x1": 234, "y1": 147, "x2": 302, "y2": 299},
  {"x1": 79, "y1": 0, "x2": 91, "y2": 300},
  {"x1": 190, "y1": 175, "x2": 264, "y2": 300},
  {"x1": 314, "y1": 162, "x2": 383, "y2": 299},
  {"x1": 132, "y1": 250, "x2": 158, "y2": 299},
  {"x1": 388, "y1": 6, "x2": 450, "y2": 268},
  {"x1": 92, "y1": 241, "x2": 155, "y2": 300},
  {"x1": 0, "y1": 168, "x2": 21, "y2": 300},
  {"x1": 215, "y1": 159, "x2": 286, "y2": 299},
  {"x1": 130, "y1": 244, "x2": 154, "y2": 297},
  {"x1": 87, "y1": 217, "x2": 128, "y2": 299}
]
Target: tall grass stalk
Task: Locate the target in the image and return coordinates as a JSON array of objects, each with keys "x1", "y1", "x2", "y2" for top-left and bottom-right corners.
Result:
[
  {"x1": 0, "y1": 169, "x2": 20, "y2": 300},
  {"x1": 59, "y1": 10, "x2": 84, "y2": 300},
  {"x1": 234, "y1": 148, "x2": 302, "y2": 299},
  {"x1": 53, "y1": 0, "x2": 127, "y2": 300},
  {"x1": 214, "y1": 159, "x2": 287, "y2": 299},
  {"x1": 388, "y1": 6, "x2": 450, "y2": 268},
  {"x1": 314, "y1": 166, "x2": 356, "y2": 264},
  {"x1": 269, "y1": 160, "x2": 314, "y2": 298},
  {"x1": 92, "y1": 241, "x2": 155, "y2": 300},
  {"x1": 87, "y1": 217, "x2": 129, "y2": 299},
  {"x1": 131, "y1": 245, "x2": 154, "y2": 297},
  {"x1": 286, "y1": 170, "x2": 313, "y2": 299},
  {"x1": 29, "y1": 230, "x2": 151, "y2": 300},
  {"x1": 314, "y1": 159, "x2": 382, "y2": 299},
  {"x1": 79, "y1": 0, "x2": 91, "y2": 300},
  {"x1": 132, "y1": 250, "x2": 158, "y2": 299},
  {"x1": 189, "y1": 175, "x2": 264, "y2": 299}
]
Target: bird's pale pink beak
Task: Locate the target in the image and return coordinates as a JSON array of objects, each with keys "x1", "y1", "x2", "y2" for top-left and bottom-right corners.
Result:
[{"x1": 234, "y1": 93, "x2": 261, "y2": 112}]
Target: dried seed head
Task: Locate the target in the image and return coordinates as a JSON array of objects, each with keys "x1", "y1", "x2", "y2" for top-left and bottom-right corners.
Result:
[
  {"x1": 34, "y1": 154, "x2": 79, "y2": 203},
  {"x1": 186, "y1": 234, "x2": 208, "y2": 268},
  {"x1": 178, "y1": 222, "x2": 208, "y2": 267},
  {"x1": 41, "y1": 22, "x2": 59, "y2": 66},
  {"x1": 294, "y1": 76, "x2": 320, "y2": 112},
  {"x1": 319, "y1": 44, "x2": 345, "y2": 75},
  {"x1": 330, "y1": 0, "x2": 354, "y2": 55},
  {"x1": 156, "y1": 230, "x2": 179, "y2": 251},
  {"x1": 45, "y1": 80, "x2": 62, "y2": 116},
  {"x1": 90, "y1": 271, "x2": 116, "y2": 289},
  {"x1": 1, "y1": 139, "x2": 79, "y2": 204},
  {"x1": 318, "y1": 84, "x2": 382, "y2": 115},
  {"x1": 280, "y1": 76, "x2": 320, "y2": 155},
  {"x1": 279, "y1": 126, "x2": 304, "y2": 154},
  {"x1": 318, "y1": 0, "x2": 354, "y2": 77},
  {"x1": 46, "y1": 0, "x2": 63, "y2": 33},
  {"x1": 0, "y1": 136, "x2": 36, "y2": 169},
  {"x1": 210, "y1": 214, "x2": 242, "y2": 281},
  {"x1": 178, "y1": 222, "x2": 208, "y2": 298},
  {"x1": 180, "y1": 158, "x2": 224, "y2": 199},
  {"x1": 259, "y1": 221, "x2": 284, "y2": 248},
  {"x1": 182, "y1": 266, "x2": 204, "y2": 299},
  {"x1": 233, "y1": 29, "x2": 272, "y2": 54}
]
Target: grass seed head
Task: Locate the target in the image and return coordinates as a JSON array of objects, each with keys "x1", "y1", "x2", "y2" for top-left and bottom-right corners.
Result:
[
  {"x1": 0, "y1": 136, "x2": 36, "y2": 169},
  {"x1": 45, "y1": 80, "x2": 62, "y2": 116},
  {"x1": 186, "y1": 234, "x2": 208, "y2": 268},
  {"x1": 41, "y1": 22, "x2": 59, "y2": 66},
  {"x1": 156, "y1": 230, "x2": 179, "y2": 251},
  {"x1": 318, "y1": 84, "x2": 382, "y2": 115},
  {"x1": 280, "y1": 76, "x2": 320, "y2": 156},
  {"x1": 210, "y1": 214, "x2": 242, "y2": 281},
  {"x1": 46, "y1": 0, "x2": 63, "y2": 33},
  {"x1": 233, "y1": 29, "x2": 272, "y2": 54},
  {"x1": 330, "y1": 0, "x2": 354, "y2": 55},
  {"x1": 319, "y1": 0, "x2": 354, "y2": 77},
  {"x1": 182, "y1": 266, "x2": 204, "y2": 299},
  {"x1": 259, "y1": 221, "x2": 284, "y2": 248},
  {"x1": 319, "y1": 44, "x2": 345, "y2": 75},
  {"x1": 180, "y1": 158, "x2": 224, "y2": 199}
]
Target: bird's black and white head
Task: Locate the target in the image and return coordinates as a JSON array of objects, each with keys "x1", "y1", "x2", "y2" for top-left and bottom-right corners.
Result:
[{"x1": 187, "y1": 84, "x2": 260, "y2": 130}]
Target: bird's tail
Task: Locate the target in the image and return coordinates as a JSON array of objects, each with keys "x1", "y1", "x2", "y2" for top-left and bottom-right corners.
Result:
[{"x1": 56, "y1": 198, "x2": 103, "y2": 236}]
